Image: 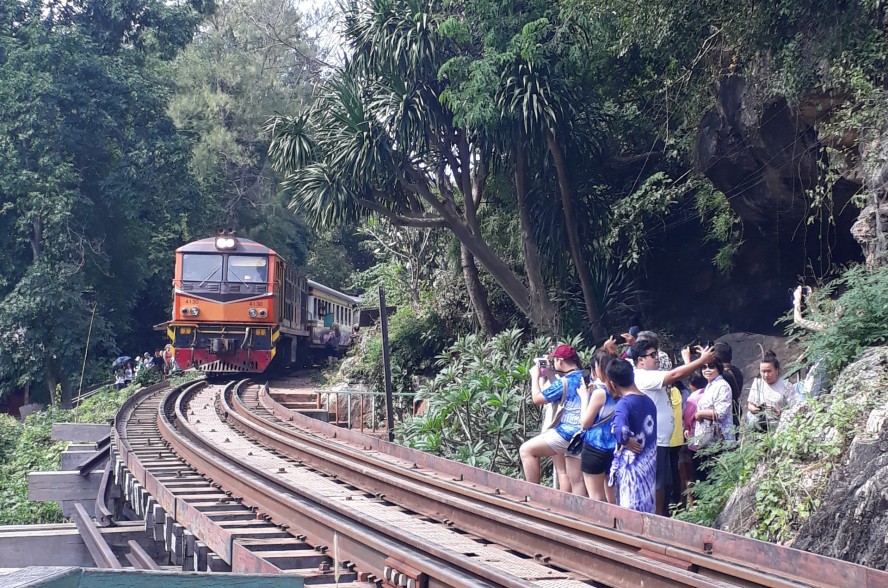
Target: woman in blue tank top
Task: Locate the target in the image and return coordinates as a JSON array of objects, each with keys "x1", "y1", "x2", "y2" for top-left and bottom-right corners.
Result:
[{"x1": 577, "y1": 352, "x2": 619, "y2": 502}]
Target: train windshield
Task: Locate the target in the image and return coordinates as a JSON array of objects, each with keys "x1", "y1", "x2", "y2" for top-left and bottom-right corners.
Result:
[
  {"x1": 182, "y1": 254, "x2": 223, "y2": 283},
  {"x1": 227, "y1": 255, "x2": 268, "y2": 284}
]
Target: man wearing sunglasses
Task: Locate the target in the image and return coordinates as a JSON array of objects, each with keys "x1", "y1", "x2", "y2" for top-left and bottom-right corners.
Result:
[{"x1": 632, "y1": 340, "x2": 716, "y2": 516}]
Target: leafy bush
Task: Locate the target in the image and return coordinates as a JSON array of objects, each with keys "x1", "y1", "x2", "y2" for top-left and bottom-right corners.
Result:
[
  {"x1": 788, "y1": 263, "x2": 888, "y2": 377},
  {"x1": 0, "y1": 372, "x2": 200, "y2": 524},
  {"x1": 397, "y1": 328, "x2": 591, "y2": 475},
  {"x1": 351, "y1": 307, "x2": 448, "y2": 394}
]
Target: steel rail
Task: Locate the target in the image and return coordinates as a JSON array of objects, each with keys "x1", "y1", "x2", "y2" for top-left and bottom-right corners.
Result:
[
  {"x1": 162, "y1": 380, "x2": 532, "y2": 588},
  {"x1": 227, "y1": 381, "x2": 728, "y2": 588},
  {"x1": 94, "y1": 460, "x2": 116, "y2": 527},
  {"x1": 77, "y1": 434, "x2": 111, "y2": 475},
  {"x1": 71, "y1": 502, "x2": 122, "y2": 569},
  {"x1": 125, "y1": 539, "x2": 161, "y2": 570},
  {"x1": 245, "y1": 381, "x2": 888, "y2": 588}
]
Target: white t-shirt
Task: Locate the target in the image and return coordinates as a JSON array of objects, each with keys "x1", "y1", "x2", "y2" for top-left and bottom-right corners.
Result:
[
  {"x1": 634, "y1": 367, "x2": 673, "y2": 446},
  {"x1": 748, "y1": 378, "x2": 795, "y2": 412}
]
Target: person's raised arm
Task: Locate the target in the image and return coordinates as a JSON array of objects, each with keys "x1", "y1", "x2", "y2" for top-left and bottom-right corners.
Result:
[
  {"x1": 662, "y1": 345, "x2": 716, "y2": 387},
  {"x1": 794, "y1": 286, "x2": 825, "y2": 332}
]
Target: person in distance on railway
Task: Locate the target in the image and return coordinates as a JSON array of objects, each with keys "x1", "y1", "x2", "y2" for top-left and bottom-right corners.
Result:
[{"x1": 520, "y1": 344, "x2": 585, "y2": 493}]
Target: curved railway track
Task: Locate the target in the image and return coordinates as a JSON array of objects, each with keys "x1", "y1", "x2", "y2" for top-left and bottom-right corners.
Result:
[{"x1": 111, "y1": 378, "x2": 888, "y2": 587}]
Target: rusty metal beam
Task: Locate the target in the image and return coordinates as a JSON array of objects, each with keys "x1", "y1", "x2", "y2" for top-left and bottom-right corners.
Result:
[
  {"x1": 125, "y1": 539, "x2": 161, "y2": 570},
  {"x1": 71, "y1": 502, "x2": 122, "y2": 569}
]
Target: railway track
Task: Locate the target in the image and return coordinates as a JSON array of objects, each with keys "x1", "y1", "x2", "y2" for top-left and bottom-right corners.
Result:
[{"x1": 109, "y1": 378, "x2": 887, "y2": 587}]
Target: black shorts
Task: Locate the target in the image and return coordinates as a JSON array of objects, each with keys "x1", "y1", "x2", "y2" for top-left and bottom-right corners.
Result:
[
  {"x1": 580, "y1": 444, "x2": 614, "y2": 475},
  {"x1": 655, "y1": 446, "x2": 672, "y2": 491}
]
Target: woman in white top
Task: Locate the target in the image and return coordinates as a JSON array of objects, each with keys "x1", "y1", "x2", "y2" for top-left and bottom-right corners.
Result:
[
  {"x1": 692, "y1": 361, "x2": 734, "y2": 481},
  {"x1": 747, "y1": 350, "x2": 795, "y2": 431}
]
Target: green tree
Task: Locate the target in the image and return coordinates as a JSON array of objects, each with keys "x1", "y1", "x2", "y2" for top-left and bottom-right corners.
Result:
[
  {"x1": 0, "y1": 0, "x2": 207, "y2": 406},
  {"x1": 168, "y1": 0, "x2": 322, "y2": 265},
  {"x1": 268, "y1": 0, "x2": 545, "y2": 336}
]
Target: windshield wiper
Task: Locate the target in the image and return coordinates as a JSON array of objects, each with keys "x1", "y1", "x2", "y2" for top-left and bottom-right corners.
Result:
[
  {"x1": 228, "y1": 269, "x2": 248, "y2": 287},
  {"x1": 198, "y1": 265, "x2": 222, "y2": 287}
]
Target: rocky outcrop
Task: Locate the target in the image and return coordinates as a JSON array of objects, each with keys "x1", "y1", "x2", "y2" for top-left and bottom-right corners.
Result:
[
  {"x1": 851, "y1": 199, "x2": 888, "y2": 268},
  {"x1": 715, "y1": 347, "x2": 888, "y2": 567},
  {"x1": 793, "y1": 348, "x2": 888, "y2": 568},
  {"x1": 696, "y1": 76, "x2": 819, "y2": 233}
]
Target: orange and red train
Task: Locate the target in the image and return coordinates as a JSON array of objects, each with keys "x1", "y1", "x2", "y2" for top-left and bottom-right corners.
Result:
[{"x1": 165, "y1": 235, "x2": 362, "y2": 373}]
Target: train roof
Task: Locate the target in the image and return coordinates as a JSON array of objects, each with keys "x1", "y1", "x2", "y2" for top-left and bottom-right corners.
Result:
[
  {"x1": 307, "y1": 280, "x2": 364, "y2": 306},
  {"x1": 177, "y1": 237, "x2": 276, "y2": 256}
]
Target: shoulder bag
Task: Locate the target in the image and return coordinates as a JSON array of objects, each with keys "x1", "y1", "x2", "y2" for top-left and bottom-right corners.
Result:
[
  {"x1": 567, "y1": 411, "x2": 615, "y2": 453},
  {"x1": 542, "y1": 378, "x2": 568, "y2": 432}
]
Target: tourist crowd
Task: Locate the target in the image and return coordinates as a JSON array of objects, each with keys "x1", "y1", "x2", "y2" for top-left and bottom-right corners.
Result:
[
  {"x1": 113, "y1": 345, "x2": 178, "y2": 389},
  {"x1": 519, "y1": 331, "x2": 801, "y2": 515}
]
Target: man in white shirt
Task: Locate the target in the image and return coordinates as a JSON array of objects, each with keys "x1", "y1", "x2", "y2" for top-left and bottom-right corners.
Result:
[{"x1": 631, "y1": 339, "x2": 715, "y2": 516}]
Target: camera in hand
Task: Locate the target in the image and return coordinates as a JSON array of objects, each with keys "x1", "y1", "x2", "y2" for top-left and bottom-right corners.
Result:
[
  {"x1": 535, "y1": 357, "x2": 548, "y2": 369},
  {"x1": 582, "y1": 368, "x2": 593, "y2": 386}
]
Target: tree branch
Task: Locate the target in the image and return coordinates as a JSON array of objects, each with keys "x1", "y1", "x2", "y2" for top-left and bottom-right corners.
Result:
[{"x1": 355, "y1": 197, "x2": 448, "y2": 228}]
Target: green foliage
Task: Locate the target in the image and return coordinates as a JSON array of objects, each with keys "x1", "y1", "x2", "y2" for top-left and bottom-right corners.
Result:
[
  {"x1": 675, "y1": 435, "x2": 762, "y2": 527},
  {"x1": 0, "y1": 385, "x2": 127, "y2": 525},
  {"x1": 0, "y1": 374, "x2": 200, "y2": 524},
  {"x1": 397, "y1": 328, "x2": 589, "y2": 474},
  {"x1": 694, "y1": 179, "x2": 744, "y2": 273},
  {"x1": 352, "y1": 307, "x2": 448, "y2": 396},
  {"x1": 133, "y1": 367, "x2": 163, "y2": 388},
  {"x1": 0, "y1": 0, "x2": 207, "y2": 404},
  {"x1": 168, "y1": 0, "x2": 319, "y2": 264},
  {"x1": 788, "y1": 263, "x2": 888, "y2": 377}
]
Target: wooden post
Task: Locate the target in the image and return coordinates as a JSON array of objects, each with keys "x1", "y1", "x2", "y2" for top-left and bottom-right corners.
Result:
[{"x1": 379, "y1": 286, "x2": 395, "y2": 442}]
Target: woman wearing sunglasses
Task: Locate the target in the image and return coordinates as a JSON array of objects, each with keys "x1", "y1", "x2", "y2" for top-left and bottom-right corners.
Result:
[{"x1": 691, "y1": 360, "x2": 735, "y2": 482}]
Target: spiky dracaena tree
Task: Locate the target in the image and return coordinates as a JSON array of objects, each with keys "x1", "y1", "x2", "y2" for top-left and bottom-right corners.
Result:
[{"x1": 266, "y1": 0, "x2": 567, "y2": 336}]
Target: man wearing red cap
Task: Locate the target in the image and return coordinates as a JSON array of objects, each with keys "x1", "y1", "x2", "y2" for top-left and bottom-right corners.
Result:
[{"x1": 519, "y1": 344, "x2": 585, "y2": 493}]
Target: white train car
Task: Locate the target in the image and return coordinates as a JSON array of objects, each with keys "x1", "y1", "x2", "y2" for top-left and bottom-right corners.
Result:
[{"x1": 306, "y1": 280, "x2": 363, "y2": 358}]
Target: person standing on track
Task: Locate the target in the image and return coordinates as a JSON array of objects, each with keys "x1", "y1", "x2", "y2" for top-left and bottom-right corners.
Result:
[
  {"x1": 631, "y1": 340, "x2": 715, "y2": 515},
  {"x1": 605, "y1": 359, "x2": 657, "y2": 513},
  {"x1": 520, "y1": 345, "x2": 584, "y2": 493}
]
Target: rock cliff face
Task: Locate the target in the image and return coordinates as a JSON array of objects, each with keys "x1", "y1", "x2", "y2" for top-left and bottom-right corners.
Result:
[
  {"x1": 696, "y1": 76, "x2": 864, "y2": 248},
  {"x1": 793, "y1": 347, "x2": 888, "y2": 568},
  {"x1": 715, "y1": 347, "x2": 888, "y2": 568}
]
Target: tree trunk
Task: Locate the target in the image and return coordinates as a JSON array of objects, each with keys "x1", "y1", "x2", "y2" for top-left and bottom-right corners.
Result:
[
  {"x1": 45, "y1": 354, "x2": 73, "y2": 409},
  {"x1": 546, "y1": 129, "x2": 606, "y2": 341},
  {"x1": 410, "y1": 177, "x2": 533, "y2": 316},
  {"x1": 460, "y1": 244, "x2": 499, "y2": 336},
  {"x1": 514, "y1": 138, "x2": 559, "y2": 336},
  {"x1": 59, "y1": 374, "x2": 73, "y2": 410}
]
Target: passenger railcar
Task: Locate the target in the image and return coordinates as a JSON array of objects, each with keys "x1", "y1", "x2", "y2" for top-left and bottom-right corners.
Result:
[{"x1": 166, "y1": 235, "x2": 361, "y2": 373}]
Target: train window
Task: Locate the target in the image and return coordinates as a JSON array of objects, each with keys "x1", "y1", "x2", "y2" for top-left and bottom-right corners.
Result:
[
  {"x1": 182, "y1": 254, "x2": 223, "y2": 283},
  {"x1": 227, "y1": 256, "x2": 268, "y2": 283}
]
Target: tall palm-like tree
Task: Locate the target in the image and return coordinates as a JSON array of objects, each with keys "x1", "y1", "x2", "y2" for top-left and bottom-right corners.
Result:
[
  {"x1": 500, "y1": 57, "x2": 608, "y2": 340},
  {"x1": 267, "y1": 0, "x2": 546, "y2": 335}
]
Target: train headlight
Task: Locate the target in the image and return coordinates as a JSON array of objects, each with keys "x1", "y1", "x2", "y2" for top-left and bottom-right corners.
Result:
[
  {"x1": 248, "y1": 308, "x2": 258, "y2": 318},
  {"x1": 189, "y1": 306, "x2": 200, "y2": 316},
  {"x1": 214, "y1": 236, "x2": 237, "y2": 250}
]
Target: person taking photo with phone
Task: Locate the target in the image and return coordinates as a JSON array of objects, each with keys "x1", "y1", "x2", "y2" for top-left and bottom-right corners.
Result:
[
  {"x1": 633, "y1": 340, "x2": 716, "y2": 515},
  {"x1": 519, "y1": 345, "x2": 584, "y2": 493}
]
